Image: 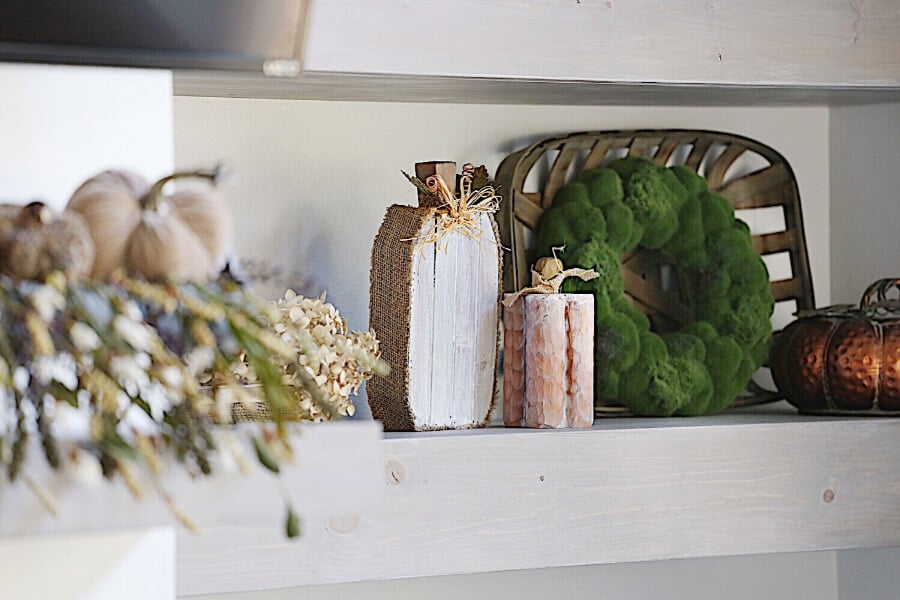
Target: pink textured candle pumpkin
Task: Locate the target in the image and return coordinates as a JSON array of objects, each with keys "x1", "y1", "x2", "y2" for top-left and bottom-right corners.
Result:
[{"x1": 503, "y1": 293, "x2": 594, "y2": 428}]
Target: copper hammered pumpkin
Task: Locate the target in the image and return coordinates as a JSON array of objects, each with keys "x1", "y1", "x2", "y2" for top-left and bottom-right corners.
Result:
[{"x1": 772, "y1": 278, "x2": 900, "y2": 415}]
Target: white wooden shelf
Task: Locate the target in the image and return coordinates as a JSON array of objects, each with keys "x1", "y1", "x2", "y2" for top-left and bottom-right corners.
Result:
[
  {"x1": 0, "y1": 421, "x2": 384, "y2": 596},
  {"x1": 3, "y1": 404, "x2": 900, "y2": 595},
  {"x1": 174, "y1": 71, "x2": 900, "y2": 106},
  {"x1": 174, "y1": 0, "x2": 900, "y2": 105},
  {"x1": 180, "y1": 405, "x2": 900, "y2": 594}
]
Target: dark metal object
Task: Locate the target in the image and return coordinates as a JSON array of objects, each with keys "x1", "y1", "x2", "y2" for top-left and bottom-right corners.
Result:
[
  {"x1": 772, "y1": 278, "x2": 900, "y2": 415},
  {"x1": 0, "y1": 0, "x2": 306, "y2": 72}
]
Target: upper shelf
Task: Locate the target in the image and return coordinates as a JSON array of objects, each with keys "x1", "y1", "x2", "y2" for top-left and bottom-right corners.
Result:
[{"x1": 174, "y1": 0, "x2": 900, "y2": 105}]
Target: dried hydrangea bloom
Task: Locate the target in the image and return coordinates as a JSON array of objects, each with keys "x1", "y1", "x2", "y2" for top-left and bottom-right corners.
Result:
[{"x1": 233, "y1": 291, "x2": 386, "y2": 421}]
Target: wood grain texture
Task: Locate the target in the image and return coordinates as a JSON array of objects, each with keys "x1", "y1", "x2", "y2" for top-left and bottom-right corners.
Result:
[
  {"x1": 303, "y1": 0, "x2": 900, "y2": 87},
  {"x1": 429, "y1": 232, "x2": 461, "y2": 426},
  {"x1": 408, "y1": 217, "x2": 436, "y2": 430},
  {"x1": 414, "y1": 161, "x2": 456, "y2": 208},
  {"x1": 165, "y1": 409, "x2": 900, "y2": 594},
  {"x1": 173, "y1": 71, "x2": 900, "y2": 106},
  {"x1": 411, "y1": 214, "x2": 499, "y2": 430}
]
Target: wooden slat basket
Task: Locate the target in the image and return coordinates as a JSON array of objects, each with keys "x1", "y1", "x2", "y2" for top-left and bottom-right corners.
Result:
[{"x1": 494, "y1": 129, "x2": 815, "y2": 415}]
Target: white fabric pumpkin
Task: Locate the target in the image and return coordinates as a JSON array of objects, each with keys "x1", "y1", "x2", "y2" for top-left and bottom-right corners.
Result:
[{"x1": 67, "y1": 167, "x2": 233, "y2": 281}]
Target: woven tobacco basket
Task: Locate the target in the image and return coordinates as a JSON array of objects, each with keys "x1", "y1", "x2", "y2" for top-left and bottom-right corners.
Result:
[{"x1": 494, "y1": 129, "x2": 815, "y2": 415}]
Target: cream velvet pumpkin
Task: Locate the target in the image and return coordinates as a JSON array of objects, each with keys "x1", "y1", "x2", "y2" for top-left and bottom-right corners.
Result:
[{"x1": 67, "y1": 168, "x2": 232, "y2": 281}]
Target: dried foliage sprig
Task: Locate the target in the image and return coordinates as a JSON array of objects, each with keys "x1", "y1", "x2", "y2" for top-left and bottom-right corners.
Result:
[{"x1": 0, "y1": 271, "x2": 383, "y2": 537}]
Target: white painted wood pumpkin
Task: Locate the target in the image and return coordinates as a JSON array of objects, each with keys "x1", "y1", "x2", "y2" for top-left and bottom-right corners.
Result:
[
  {"x1": 368, "y1": 162, "x2": 502, "y2": 432},
  {"x1": 67, "y1": 167, "x2": 232, "y2": 281}
]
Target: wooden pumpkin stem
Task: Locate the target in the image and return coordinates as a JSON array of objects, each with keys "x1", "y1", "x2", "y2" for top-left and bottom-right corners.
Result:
[
  {"x1": 16, "y1": 201, "x2": 51, "y2": 226},
  {"x1": 142, "y1": 165, "x2": 224, "y2": 210}
]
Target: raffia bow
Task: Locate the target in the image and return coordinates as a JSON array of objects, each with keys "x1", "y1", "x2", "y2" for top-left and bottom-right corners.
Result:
[
  {"x1": 502, "y1": 254, "x2": 599, "y2": 307},
  {"x1": 402, "y1": 164, "x2": 501, "y2": 252}
]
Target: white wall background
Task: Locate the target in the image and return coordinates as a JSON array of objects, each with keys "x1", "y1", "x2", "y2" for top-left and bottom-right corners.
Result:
[
  {"x1": 173, "y1": 99, "x2": 831, "y2": 333},
  {"x1": 0, "y1": 63, "x2": 174, "y2": 210},
  {"x1": 829, "y1": 102, "x2": 900, "y2": 304},
  {"x1": 836, "y1": 547, "x2": 900, "y2": 599}
]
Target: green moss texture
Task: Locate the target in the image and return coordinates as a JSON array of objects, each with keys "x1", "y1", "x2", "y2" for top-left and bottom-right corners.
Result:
[{"x1": 535, "y1": 156, "x2": 774, "y2": 416}]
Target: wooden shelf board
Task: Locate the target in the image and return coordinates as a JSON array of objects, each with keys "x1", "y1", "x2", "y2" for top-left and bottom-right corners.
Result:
[
  {"x1": 3, "y1": 404, "x2": 899, "y2": 595},
  {"x1": 174, "y1": 70, "x2": 900, "y2": 106},
  {"x1": 179, "y1": 403, "x2": 900, "y2": 594},
  {"x1": 172, "y1": 0, "x2": 900, "y2": 106}
]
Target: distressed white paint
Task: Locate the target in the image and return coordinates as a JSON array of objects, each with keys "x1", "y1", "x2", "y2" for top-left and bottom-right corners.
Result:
[
  {"x1": 409, "y1": 213, "x2": 498, "y2": 429},
  {"x1": 0, "y1": 63, "x2": 174, "y2": 210},
  {"x1": 302, "y1": 0, "x2": 900, "y2": 87},
  {"x1": 427, "y1": 229, "x2": 459, "y2": 426},
  {"x1": 0, "y1": 527, "x2": 175, "y2": 600},
  {"x1": 408, "y1": 216, "x2": 437, "y2": 428}
]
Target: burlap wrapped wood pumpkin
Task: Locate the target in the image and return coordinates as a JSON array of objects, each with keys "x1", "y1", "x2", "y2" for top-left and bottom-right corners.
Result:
[{"x1": 368, "y1": 163, "x2": 502, "y2": 431}]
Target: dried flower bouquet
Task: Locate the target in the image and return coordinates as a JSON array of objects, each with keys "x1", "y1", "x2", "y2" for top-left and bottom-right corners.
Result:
[{"x1": 0, "y1": 272, "x2": 384, "y2": 536}]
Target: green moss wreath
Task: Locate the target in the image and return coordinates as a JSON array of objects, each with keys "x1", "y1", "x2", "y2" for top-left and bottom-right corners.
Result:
[{"x1": 536, "y1": 157, "x2": 774, "y2": 416}]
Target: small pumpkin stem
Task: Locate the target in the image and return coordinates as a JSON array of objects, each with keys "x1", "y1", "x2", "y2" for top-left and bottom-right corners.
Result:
[
  {"x1": 17, "y1": 201, "x2": 51, "y2": 227},
  {"x1": 859, "y1": 278, "x2": 900, "y2": 309},
  {"x1": 142, "y1": 165, "x2": 225, "y2": 211}
]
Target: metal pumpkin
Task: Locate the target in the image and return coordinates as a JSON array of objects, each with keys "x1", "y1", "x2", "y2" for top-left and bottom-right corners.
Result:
[{"x1": 771, "y1": 278, "x2": 900, "y2": 415}]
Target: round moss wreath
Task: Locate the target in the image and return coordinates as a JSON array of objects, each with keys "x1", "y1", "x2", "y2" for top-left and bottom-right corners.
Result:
[{"x1": 536, "y1": 156, "x2": 774, "y2": 416}]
